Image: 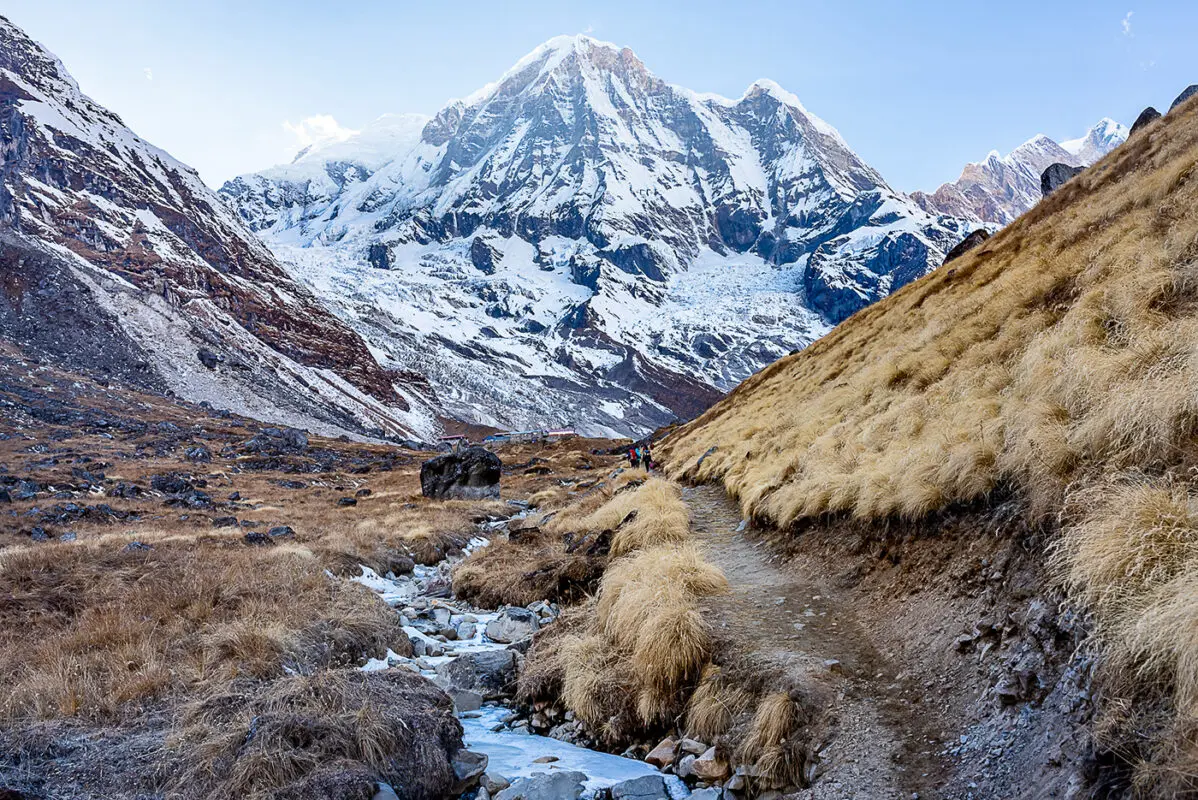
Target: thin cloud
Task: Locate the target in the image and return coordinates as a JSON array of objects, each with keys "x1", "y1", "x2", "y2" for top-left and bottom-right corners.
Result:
[
  {"x1": 143, "y1": 67, "x2": 153, "y2": 81},
  {"x1": 1121, "y1": 11, "x2": 1134, "y2": 36},
  {"x1": 282, "y1": 114, "x2": 358, "y2": 156}
]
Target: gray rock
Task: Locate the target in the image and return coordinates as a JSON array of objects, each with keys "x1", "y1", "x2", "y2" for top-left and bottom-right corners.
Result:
[
  {"x1": 457, "y1": 621, "x2": 478, "y2": 640},
  {"x1": 449, "y1": 688, "x2": 484, "y2": 712},
  {"x1": 612, "y1": 775, "x2": 670, "y2": 800},
  {"x1": 486, "y1": 607, "x2": 540, "y2": 643},
  {"x1": 451, "y1": 748, "x2": 489, "y2": 793},
  {"x1": 689, "y1": 789, "x2": 723, "y2": 800},
  {"x1": 1170, "y1": 85, "x2": 1198, "y2": 113},
  {"x1": 484, "y1": 773, "x2": 512, "y2": 793},
  {"x1": 495, "y1": 771, "x2": 588, "y2": 800},
  {"x1": 434, "y1": 650, "x2": 517, "y2": 697},
  {"x1": 1130, "y1": 106, "x2": 1162, "y2": 136},
  {"x1": 942, "y1": 229, "x2": 990, "y2": 265},
  {"x1": 677, "y1": 754, "x2": 697, "y2": 779},
  {"x1": 373, "y1": 782, "x2": 401, "y2": 800},
  {"x1": 420, "y1": 446, "x2": 501, "y2": 500},
  {"x1": 1041, "y1": 163, "x2": 1084, "y2": 197}
]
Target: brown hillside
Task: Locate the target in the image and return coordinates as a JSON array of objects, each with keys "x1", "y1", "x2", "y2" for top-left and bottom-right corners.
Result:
[{"x1": 663, "y1": 93, "x2": 1198, "y2": 794}]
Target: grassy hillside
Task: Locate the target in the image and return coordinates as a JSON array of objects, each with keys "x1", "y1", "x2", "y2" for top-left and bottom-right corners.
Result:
[{"x1": 663, "y1": 94, "x2": 1198, "y2": 794}]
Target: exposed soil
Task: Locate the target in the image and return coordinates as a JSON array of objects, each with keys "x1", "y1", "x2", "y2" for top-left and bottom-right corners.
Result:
[{"x1": 682, "y1": 484, "x2": 1101, "y2": 800}]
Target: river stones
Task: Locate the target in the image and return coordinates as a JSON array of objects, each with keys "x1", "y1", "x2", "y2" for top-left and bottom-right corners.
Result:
[
  {"x1": 645, "y1": 736, "x2": 678, "y2": 768},
  {"x1": 434, "y1": 650, "x2": 516, "y2": 698},
  {"x1": 485, "y1": 607, "x2": 540, "y2": 643},
  {"x1": 494, "y1": 771, "x2": 588, "y2": 800},
  {"x1": 612, "y1": 775, "x2": 670, "y2": 800},
  {"x1": 450, "y1": 749, "x2": 489, "y2": 793}
]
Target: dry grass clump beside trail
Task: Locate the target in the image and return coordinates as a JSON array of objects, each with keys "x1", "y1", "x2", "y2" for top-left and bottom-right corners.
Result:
[
  {"x1": 0, "y1": 540, "x2": 408, "y2": 722},
  {"x1": 514, "y1": 474, "x2": 730, "y2": 743},
  {"x1": 169, "y1": 669, "x2": 462, "y2": 800},
  {"x1": 555, "y1": 542, "x2": 728, "y2": 741},
  {"x1": 452, "y1": 525, "x2": 605, "y2": 607},
  {"x1": 660, "y1": 97, "x2": 1198, "y2": 791}
]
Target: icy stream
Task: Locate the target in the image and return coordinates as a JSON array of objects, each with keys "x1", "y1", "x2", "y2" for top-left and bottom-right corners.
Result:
[{"x1": 351, "y1": 529, "x2": 686, "y2": 797}]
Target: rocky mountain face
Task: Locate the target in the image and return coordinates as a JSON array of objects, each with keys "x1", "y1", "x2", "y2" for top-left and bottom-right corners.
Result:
[
  {"x1": 912, "y1": 118, "x2": 1127, "y2": 226},
  {"x1": 223, "y1": 35, "x2": 974, "y2": 436},
  {"x1": 0, "y1": 16, "x2": 437, "y2": 440}
]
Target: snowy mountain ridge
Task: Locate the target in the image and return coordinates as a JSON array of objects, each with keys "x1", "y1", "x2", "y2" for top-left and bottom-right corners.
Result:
[
  {"x1": 912, "y1": 118, "x2": 1128, "y2": 226},
  {"x1": 222, "y1": 34, "x2": 975, "y2": 436}
]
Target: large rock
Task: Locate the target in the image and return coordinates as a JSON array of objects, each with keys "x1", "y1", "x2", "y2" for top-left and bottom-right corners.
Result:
[
  {"x1": 611, "y1": 775, "x2": 670, "y2": 800},
  {"x1": 1130, "y1": 106, "x2": 1162, "y2": 136},
  {"x1": 434, "y1": 650, "x2": 516, "y2": 698},
  {"x1": 942, "y1": 229, "x2": 990, "y2": 265},
  {"x1": 1170, "y1": 85, "x2": 1198, "y2": 113},
  {"x1": 450, "y1": 749, "x2": 489, "y2": 793},
  {"x1": 485, "y1": 607, "x2": 540, "y2": 643},
  {"x1": 691, "y1": 747, "x2": 731, "y2": 783},
  {"x1": 494, "y1": 771, "x2": 588, "y2": 800},
  {"x1": 420, "y1": 446, "x2": 502, "y2": 500},
  {"x1": 645, "y1": 737, "x2": 678, "y2": 768},
  {"x1": 1041, "y1": 163, "x2": 1084, "y2": 197}
]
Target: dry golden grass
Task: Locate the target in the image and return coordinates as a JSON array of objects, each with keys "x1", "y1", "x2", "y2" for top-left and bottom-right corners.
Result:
[
  {"x1": 685, "y1": 665, "x2": 754, "y2": 742},
  {"x1": 0, "y1": 540, "x2": 408, "y2": 722},
  {"x1": 736, "y1": 690, "x2": 826, "y2": 790},
  {"x1": 516, "y1": 474, "x2": 729, "y2": 742},
  {"x1": 662, "y1": 96, "x2": 1198, "y2": 790},
  {"x1": 169, "y1": 669, "x2": 460, "y2": 800}
]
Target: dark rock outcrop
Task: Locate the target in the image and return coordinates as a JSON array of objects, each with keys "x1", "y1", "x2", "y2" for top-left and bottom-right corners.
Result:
[
  {"x1": 1170, "y1": 85, "x2": 1198, "y2": 113},
  {"x1": 420, "y1": 446, "x2": 501, "y2": 500},
  {"x1": 943, "y1": 229, "x2": 991, "y2": 265},
  {"x1": 1130, "y1": 107, "x2": 1162, "y2": 136},
  {"x1": 1041, "y1": 163, "x2": 1084, "y2": 197},
  {"x1": 367, "y1": 242, "x2": 393, "y2": 270},
  {"x1": 470, "y1": 237, "x2": 501, "y2": 275}
]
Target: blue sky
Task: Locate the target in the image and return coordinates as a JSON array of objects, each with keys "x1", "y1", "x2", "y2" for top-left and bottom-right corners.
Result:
[{"x1": 4, "y1": 1, "x2": 1195, "y2": 190}]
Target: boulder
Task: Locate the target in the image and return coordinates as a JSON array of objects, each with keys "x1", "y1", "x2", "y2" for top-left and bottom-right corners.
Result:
[
  {"x1": 485, "y1": 607, "x2": 540, "y2": 643},
  {"x1": 456, "y1": 621, "x2": 478, "y2": 641},
  {"x1": 679, "y1": 738, "x2": 708, "y2": 755},
  {"x1": 611, "y1": 775, "x2": 670, "y2": 800},
  {"x1": 1170, "y1": 85, "x2": 1198, "y2": 113},
  {"x1": 484, "y1": 774, "x2": 512, "y2": 794},
  {"x1": 942, "y1": 229, "x2": 990, "y2": 265},
  {"x1": 494, "y1": 771, "x2": 588, "y2": 800},
  {"x1": 450, "y1": 748, "x2": 489, "y2": 793},
  {"x1": 449, "y1": 688, "x2": 483, "y2": 712},
  {"x1": 243, "y1": 426, "x2": 308, "y2": 455},
  {"x1": 1130, "y1": 106, "x2": 1162, "y2": 136},
  {"x1": 420, "y1": 446, "x2": 502, "y2": 500},
  {"x1": 197, "y1": 347, "x2": 222, "y2": 369},
  {"x1": 645, "y1": 736, "x2": 678, "y2": 768},
  {"x1": 434, "y1": 650, "x2": 517, "y2": 698},
  {"x1": 1041, "y1": 163, "x2": 1084, "y2": 197},
  {"x1": 691, "y1": 748, "x2": 731, "y2": 783}
]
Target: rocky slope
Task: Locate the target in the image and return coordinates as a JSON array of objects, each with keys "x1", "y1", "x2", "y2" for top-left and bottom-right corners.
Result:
[
  {"x1": 912, "y1": 118, "x2": 1127, "y2": 225},
  {"x1": 0, "y1": 15, "x2": 437, "y2": 440},
  {"x1": 223, "y1": 35, "x2": 975, "y2": 436}
]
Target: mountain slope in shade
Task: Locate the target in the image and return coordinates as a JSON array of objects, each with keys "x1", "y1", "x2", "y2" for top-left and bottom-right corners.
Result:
[
  {"x1": 223, "y1": 35, "x2": 973, "y2": 436},
  {"x1": 0, "y1": 16, "x2": 437, "y2": 440},
  {"x1": 912, "y1": 118, "x2": 1128, "y2": 226}
]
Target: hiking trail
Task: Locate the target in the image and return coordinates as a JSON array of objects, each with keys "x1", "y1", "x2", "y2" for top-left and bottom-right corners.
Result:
[{"x1": 683, "y1": 484, "x2": 952, "y2": 800}]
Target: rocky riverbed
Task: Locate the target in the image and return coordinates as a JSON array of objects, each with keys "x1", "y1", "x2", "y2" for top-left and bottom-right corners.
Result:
[{"x1": 348, "y1": 516, "x2": 693, "y2": 800}]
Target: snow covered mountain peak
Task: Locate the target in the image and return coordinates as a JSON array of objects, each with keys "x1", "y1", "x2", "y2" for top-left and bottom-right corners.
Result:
[
  {"x1": 913, "y1": 117, "x2": 1127, "y2": 226},
  {"x1": 221, "y1": 34, "x2": 974, "y2": 436}
]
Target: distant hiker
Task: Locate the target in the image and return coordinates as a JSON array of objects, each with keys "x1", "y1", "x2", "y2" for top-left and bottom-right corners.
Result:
[{"x1": 628, "y1": 446, "x2": 639, "y2": 469}]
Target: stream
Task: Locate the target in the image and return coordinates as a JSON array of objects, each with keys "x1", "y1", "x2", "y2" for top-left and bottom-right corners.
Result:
[{"x1": 350, "y1": 520, "x2": 688, "y2": 798}]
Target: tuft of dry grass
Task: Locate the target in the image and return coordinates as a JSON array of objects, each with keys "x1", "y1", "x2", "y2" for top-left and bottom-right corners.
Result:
[
  {"x1": 168, "y1": 669, "x2": 462, "y2": 800},
  {"x1": 685, "y1": 665, "x2": 754, "y2": 742},
  {"x1": 736, "y1": 690, "x2": 827, "y2": 790},
  {"x1": 452, "y1": 525, "x2": 605, "y2": 607}
]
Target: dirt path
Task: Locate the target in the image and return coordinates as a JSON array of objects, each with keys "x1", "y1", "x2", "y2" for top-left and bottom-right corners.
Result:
[{"x1": 683, "y1": 484, "x2": 951, "y2": 800}]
